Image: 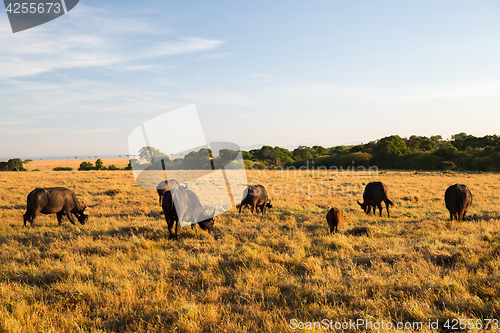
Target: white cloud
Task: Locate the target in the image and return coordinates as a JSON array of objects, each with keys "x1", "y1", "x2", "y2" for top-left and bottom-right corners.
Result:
[{"x1": 0, "y1": 5, "x2": 223, "y2": 78}]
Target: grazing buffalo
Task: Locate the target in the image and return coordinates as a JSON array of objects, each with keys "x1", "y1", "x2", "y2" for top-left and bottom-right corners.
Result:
[
  {"x1": 156, "y1": 180, "x2": 187, "y2": 205},
  {"x1": 162, "y1": 187, "x2": 215, "y2": 239},
  {"x1": 157, "y1": 181, "x2": 169, "y2": 205},
  {"x1": 445, "y1": 184, "x2": 473, "y2": 221},
  {"x1": 326, "y1": 207, "x2": 344, "y2": 234},
  {"x1": 238, "y1": 185, "x2": 273, "y2": 214},
  {"x1": 23, "y1": 187, "x2": 88, "y2": 227},
  {"x1": 357, "y1": 181, "x2": 394, "y2": 217}
]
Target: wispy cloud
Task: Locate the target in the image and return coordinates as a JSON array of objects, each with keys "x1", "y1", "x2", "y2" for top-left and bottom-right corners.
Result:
[{"x1": 0, "y1": 5, "x2": 223, "y2": 78}]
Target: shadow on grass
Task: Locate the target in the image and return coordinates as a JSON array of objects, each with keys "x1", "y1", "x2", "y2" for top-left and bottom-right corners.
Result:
[{"x1": 0, "y1": 204, "x2": 25, "y2": 210}]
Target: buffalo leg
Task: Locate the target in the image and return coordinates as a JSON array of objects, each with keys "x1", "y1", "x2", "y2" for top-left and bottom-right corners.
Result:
[
  {"x1": 23, "y1": 211, "x2": 31, "y2": 227},
  {"x1": 30, "y1": 211, "x2": 39, "y2": 227},
  {"x1": 385, "y1": 202, "x2": 391, "y2": 218},
  {"x1": 175, "y1": 220, "x2": 181, "y2": 239},
  {"x1": 56, "y1": 212, "x2": 64, "y2": 225},
  {"x1": 251, "y1": 204, "x2": 256, "y2": 214},
  {"x1": 238, "y1": 202, "x2": 243, "y2": 214},
  {"x1": 166, "y1": 217, "x2": 175, "y2": 239},
  {"x1": 65, "y1": 209, "x2": 77, "y2": 225},
  {"x1": 377, "y1": 203, "x2": 383, "y2": 216},
  {"x1": 174, "y1": 212, "x2": 186, "y2": 239}
]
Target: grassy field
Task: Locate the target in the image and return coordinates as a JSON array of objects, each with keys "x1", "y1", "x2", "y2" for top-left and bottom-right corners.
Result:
[
  {"x1": 0, "y1": 166, "x2": 500, "y2": 332},
  {"x1": 27, "y1": 158, "x2": 130, "y2": 171}
]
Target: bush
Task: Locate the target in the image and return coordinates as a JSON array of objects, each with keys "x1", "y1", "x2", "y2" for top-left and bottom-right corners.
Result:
[
  {"x1": 78, "y1": 162, "x2": 95, "y2": 171},
  {"x1": 246, "y1": 161, "x2": 266, "y2": 170},
  {"x1": 472, "y1": 157, "x2": 495, "y2": 172},
  {"x1": 53, "y1": 167, "x2": 74, "y2": 171},
  {"x1": 441, "y1": 161, "x2": 456, "y2": 171},
  {"x1": 108, "y1": 164, "x2": 120, "y2": 170}
]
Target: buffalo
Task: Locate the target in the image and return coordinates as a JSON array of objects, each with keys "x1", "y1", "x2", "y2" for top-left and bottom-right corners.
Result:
[
  {"x1": 445, "y1": 184, "x2": 473, "y2": 221},
  {"x1": 326, "y1": 207, "x2": 344, "y2": 234},
  {"x1": 238, "y1": 185, "x2": 272, "y2": 214},
  {"x1": 162, "y1": 184, "x2": 215, "y2": 239},
  {"x1": 357, "y1": 181, "x2": 394, "y2": 217},
  {"x1": 23, "y1": 187, "x2": 88, "y2": 227},
  {"x1": 156, "y1": 179, "x2": 186, "y2": 205}
]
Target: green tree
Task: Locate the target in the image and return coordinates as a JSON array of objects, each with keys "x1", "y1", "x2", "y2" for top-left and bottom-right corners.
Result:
[
  {"x1": 219, "y1": 149, "x2": 239, "y2": 162},
  {"x1": 138, "y1": 146, "x2": 168, "y2": 163},
  {"x1": 349, "y1": 145, "x2": 364, "y2": 153},
  {"x1": 418, "y1": 137, "x2": 436, "y2": 151},
  {"x1": 293, "y1": 146, "x2": 314, "y2": 160},
  {"x1": 242, "y1": 151, "x2": 253, "y2": 161},
  {"x1": 451, "y1": 132, "x2": 467, "y2": 140},
  {"x1": 124, "y1": 160, "x2": 133, "y2": 170},
  {"x1": 312, "y1": 145, "x2": 327, "y2": 156},
  {"x1": 23, "y1": 159, "x2": 33, "y2": 171},
  {"x1": 183, "y1": 148, "x2": 213, "y2": 169},
  {"x1": 372, "y1": 135, "x2": 409, "y2": 168},
  {"x1": 95, "y1": 159, "x2": 105, "y2": 170},
  {"x1": 332, "y1": 146, "x2": 347, "y2": 154},
  {"x1": 78, "y1": 161, "x2": 94, "y2": 171},
  {"x1": 8, "y1": 158, "x2": 24, "y2": 171},
  {"x1": 430, "y1": 135, "x2": 442, "y2": 143}
]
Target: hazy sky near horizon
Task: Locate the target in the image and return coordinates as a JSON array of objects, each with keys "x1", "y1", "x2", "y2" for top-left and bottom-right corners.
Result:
[{"x1": 1, "y1": 0, "x2": 500, "y2": 159}]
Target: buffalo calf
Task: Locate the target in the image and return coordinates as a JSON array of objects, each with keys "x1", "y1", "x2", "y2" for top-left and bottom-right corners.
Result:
[
  {"x1": 445, "y1": 184, "x2": 473, "y2": 221},
  {"x1": 326, "y1": 207, "x2": 344, "y2": 234}
]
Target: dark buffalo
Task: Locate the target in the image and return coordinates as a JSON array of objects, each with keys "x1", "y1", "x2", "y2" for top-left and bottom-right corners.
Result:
[
  {"x1": 238, "y1": 185, "x2": 272, "y2": 214},
  {"x1": 445, "y1": 184, "x2": 473, "y2": 221},
  {"x1": 162, "y1": 185, "x2": 215, "y2": 239},
  {"x1": 326, "y1": 207, "x2": 344, "y2": 234},
  {"x1": 156, "y1": 180, "x2": 186, "y2": 205},
  {"x1": 23, "y1": 187, "x2": 88, "y2": 227},
  {"x1": 357, "y1": 181, "x2": 394, "y2": 217}
]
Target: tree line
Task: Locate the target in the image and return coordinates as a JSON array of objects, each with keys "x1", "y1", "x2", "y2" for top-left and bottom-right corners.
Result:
[
  {"x1": 131, "y1": 146, "x2": 242, "y2": 170},
  {"x1": 243, "y1": 133, "x2": 500, "y2": 172},
  {"x1": 2, "y1": 133, "x2": 499, "y2": 172}
]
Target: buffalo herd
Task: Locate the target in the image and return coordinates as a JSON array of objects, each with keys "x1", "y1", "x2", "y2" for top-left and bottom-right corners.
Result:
[{"x1": 22, "y1": 179, "x2": 474, "y2": 238}]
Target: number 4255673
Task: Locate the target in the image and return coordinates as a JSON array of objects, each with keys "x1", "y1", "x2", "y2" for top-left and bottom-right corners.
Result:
[{"x1": 5, "y1": 2, "x2": 61, "y2": 14}]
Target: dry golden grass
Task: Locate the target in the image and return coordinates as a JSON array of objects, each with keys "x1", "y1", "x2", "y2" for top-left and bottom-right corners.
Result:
[
  {"x1": 1, "y1": 167, "x2": 500, "y2": 332},
  {"x1": 28, "y1": 158, "x2": 130, "y2": 171}
]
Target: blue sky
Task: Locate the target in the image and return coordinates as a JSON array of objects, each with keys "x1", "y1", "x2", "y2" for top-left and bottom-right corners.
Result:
[{"x1": 1, "y1": 0, "x2": 500, "y2": 159}]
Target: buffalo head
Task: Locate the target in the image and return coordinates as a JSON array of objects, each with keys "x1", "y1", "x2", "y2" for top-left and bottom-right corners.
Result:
[
  {"x1": 357, "y1": 200, "x2": 369, "y2": 213},
  {"x1": 76, "y1": 207, "x2": 89, "y2": 224},
  {"x1": 198, "y1": 207, "x2": 216, "y2": 232}
]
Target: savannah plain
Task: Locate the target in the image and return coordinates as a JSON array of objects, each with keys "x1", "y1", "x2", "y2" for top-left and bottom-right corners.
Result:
[{"x1": 0, "y1": 162, "x2": 500, "y2": 332}]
